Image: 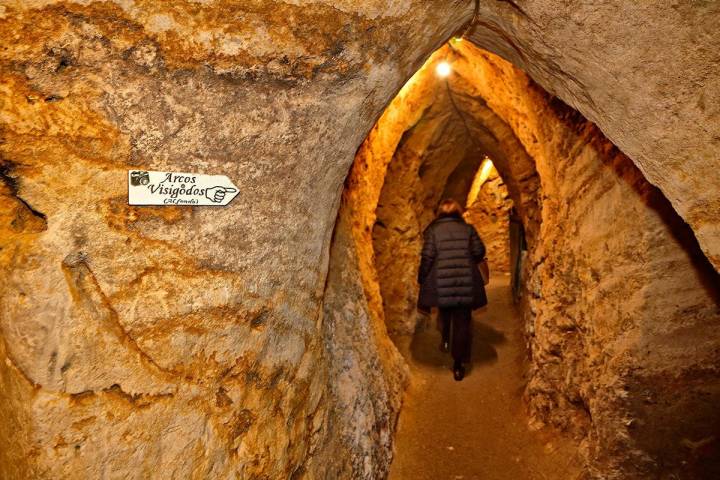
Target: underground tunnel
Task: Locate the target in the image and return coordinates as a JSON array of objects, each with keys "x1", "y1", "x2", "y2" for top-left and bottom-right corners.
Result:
[
  {"x1": 331, "y1": 41, "x2": 720, "y2": 479},
  {"x1": 1, "y1": 2, "x2": 720, "y2": 480}
]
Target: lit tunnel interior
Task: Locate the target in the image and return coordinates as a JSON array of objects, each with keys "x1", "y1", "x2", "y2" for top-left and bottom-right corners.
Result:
[
  {"x1": 1, "y1": 2, "x2": 720, "y2": 480},
  {"x1": 326, "y1": 41, "x2": 720, "y2": 479}
]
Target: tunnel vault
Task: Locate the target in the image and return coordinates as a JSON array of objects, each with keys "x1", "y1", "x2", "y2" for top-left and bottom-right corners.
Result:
[
  {"x1": 331, "y1": 43, "x2": 720, "y2": 479},
  {"x1": 1, "y1": 2, "x2": 720, "y2": 480}
]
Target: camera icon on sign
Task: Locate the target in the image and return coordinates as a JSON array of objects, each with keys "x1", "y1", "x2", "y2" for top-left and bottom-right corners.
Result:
[{"x1": 130, "y1": 171, "x2": 150, "y2": 186}]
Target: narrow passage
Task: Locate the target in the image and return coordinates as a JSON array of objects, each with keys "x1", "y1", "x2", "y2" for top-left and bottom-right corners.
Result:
[{"x1": 389, "y1": 277, "x2": 582, "y2": 480}]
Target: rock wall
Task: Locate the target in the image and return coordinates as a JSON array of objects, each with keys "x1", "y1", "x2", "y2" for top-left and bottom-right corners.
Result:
[
  {"x1": 449, "y1": 44, "x2": 720, "y2": 479},
  {"x1": 0, "y1": 1, "x2": 471, "y2": 478},
  {"x1": 462, "y1": 1, "x2": 720, "y2": 271},
  {"x1": 465, "y1": 164, "x2": 513, "y2": 274},
  {"x1": 350, "y1": 41, "x2": 720, "y2": 478},
  {"x1": 1, "y1": 1, "x2": 720, "y2": 479},
  {"x1": 312, "y1": 205, "x2": 406, "y2": 479}
]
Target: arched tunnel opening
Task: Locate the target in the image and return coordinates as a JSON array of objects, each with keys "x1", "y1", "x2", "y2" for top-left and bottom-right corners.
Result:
[
  {"x1": 325, "y1": 42, "x2": 720, "y2": 479},
  {"x1": 1, "y1": 2, "x2": 720, "y2": 480}
]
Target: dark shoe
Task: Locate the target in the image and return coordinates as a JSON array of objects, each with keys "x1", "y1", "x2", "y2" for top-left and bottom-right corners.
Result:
[
  {"x1": 453, "y1": 364, "x2": 465, "y2": 381},
  {"x1": 439, "y1": 341, "x2": 449, "y2": 353}
]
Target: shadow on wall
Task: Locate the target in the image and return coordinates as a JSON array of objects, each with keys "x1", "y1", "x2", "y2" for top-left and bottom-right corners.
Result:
[
  {"x1": 540, "y1": 91, "x2": 720, "y2": 479},
  {"x1": 582, "y1": 105, "x2": 720, "y2": 477},
  {"x1": 549, "y1": 95, "x2": 720, "y2": 303},
  {"x1": 617, "y1": 162, "x2": 720, "y2": 479},
  {"x1": 644, "y1": 183, "x2": 720, "y2": 305}
]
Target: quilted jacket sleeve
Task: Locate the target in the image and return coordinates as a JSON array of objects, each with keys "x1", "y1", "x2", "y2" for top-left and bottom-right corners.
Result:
[{"x1": 418, "y1": 226, "x2": 437, "y2": 284}]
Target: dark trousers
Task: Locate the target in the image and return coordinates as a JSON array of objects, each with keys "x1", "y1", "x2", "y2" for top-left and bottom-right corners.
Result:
[{"x1": 439, "y1": 307, "x2": 472, "y2": 364}]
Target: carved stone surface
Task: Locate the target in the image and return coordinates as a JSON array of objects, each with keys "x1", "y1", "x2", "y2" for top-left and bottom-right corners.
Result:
[
  {"x1": 1, "y1": 2, "x2": 719, "y2": 479},
  {"x1": 465, "y1": 166, "x2": 513, "y2": 274},
  {"x1": 347, "y1": 43, "x2": 720, "y2": 478}
]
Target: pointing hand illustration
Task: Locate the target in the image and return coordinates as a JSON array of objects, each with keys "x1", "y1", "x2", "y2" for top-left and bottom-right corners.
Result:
[{"x1": 205, "y1": 186, "x2": 237, "y2": 203}]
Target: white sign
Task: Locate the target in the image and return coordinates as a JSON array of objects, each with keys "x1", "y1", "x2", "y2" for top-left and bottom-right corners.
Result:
[{"x1": 128, "y1": 170, "x2": 239, "y2": 206}]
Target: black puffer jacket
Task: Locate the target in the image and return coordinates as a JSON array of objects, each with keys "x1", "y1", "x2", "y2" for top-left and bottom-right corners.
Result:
[{"x1": 417, "y1": 214, "x2": 487, "y2": 309}]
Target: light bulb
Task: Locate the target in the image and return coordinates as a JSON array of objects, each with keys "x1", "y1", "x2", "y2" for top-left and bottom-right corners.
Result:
[{"x1": 436, "y1": 61, "x2": 451, "y2": 78}]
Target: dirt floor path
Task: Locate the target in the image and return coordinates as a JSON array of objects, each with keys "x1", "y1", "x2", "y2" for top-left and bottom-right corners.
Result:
[{"x1": 389, "y1": 276, "x2": 582, "y2": 480}]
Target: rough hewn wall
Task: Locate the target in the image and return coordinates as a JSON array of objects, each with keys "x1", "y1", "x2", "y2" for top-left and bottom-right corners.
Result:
[
  {"x1": 0, "y1": 1, "x2": 471, "y2": 478},
  {"x1": 2, "y1": 1, "x2": 720, "y2": 479},
  {"x1": 465, "y1": 164, "x2": 513, "y2": 274},
  {"x1": 313, "y1": 206, "x2": 406, "y2": 479},
  {"x1": 463, "y1": 1, "x2": 720, "y2": 270},
  {"x1": 450, "y1": 44, "x2": 720, "y2": 479},
  {"x1": 350, "y1": 41, "x2": 720, "y2": 478}
]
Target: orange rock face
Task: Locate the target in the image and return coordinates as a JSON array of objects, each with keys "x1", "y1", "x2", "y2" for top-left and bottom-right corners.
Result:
[
  {"x1": 1, "y1": 1, "x2": 720, "y2": 479},
  {"x1": 345, "y1": 43, "x2": 720, "y2": 478},
  {"x1": 0, "y1": 1, "x2": 470, "y2": 477},
  {"x1": 465, "y1": 163, "x2": 513, "y2": 274}
]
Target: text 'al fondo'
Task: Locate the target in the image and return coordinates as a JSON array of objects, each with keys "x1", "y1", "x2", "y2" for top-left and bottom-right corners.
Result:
[{"x1": 128, "y1": 170, "x2": 239, "y2": 206}]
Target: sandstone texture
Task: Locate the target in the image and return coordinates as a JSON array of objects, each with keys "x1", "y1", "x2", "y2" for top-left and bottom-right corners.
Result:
[
  {"x1": 1, "y1": 1, "x2": 719, "y2": 480},
  {"x1": 0, "y1": 1, "x2": 470, "y2": 478},
  {"x1": 448, "y1": 45, "x2": 720, "y2": 479},
  {"x1": 463, "y1": 1, "x2": 720, "y2": 271},
  {"x1": 358, "y1": 53, "x2": 534, "y2": 339},
  {"x1": 349, "y1": 43, "x2": 720, "y2": 479},
  {"x1": 465, "y1": 162, "x2": 513, "y2": 274}
]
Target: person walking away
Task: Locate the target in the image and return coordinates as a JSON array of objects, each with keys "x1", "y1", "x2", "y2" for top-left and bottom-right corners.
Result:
[{"x1": 417, "y1": 198, "x2": 487, "y2": 381}]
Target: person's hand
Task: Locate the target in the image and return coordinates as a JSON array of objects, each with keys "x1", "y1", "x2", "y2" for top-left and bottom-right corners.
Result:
[{"x1": 205, "y1": 186, "x2": 237, "y2": 203}]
